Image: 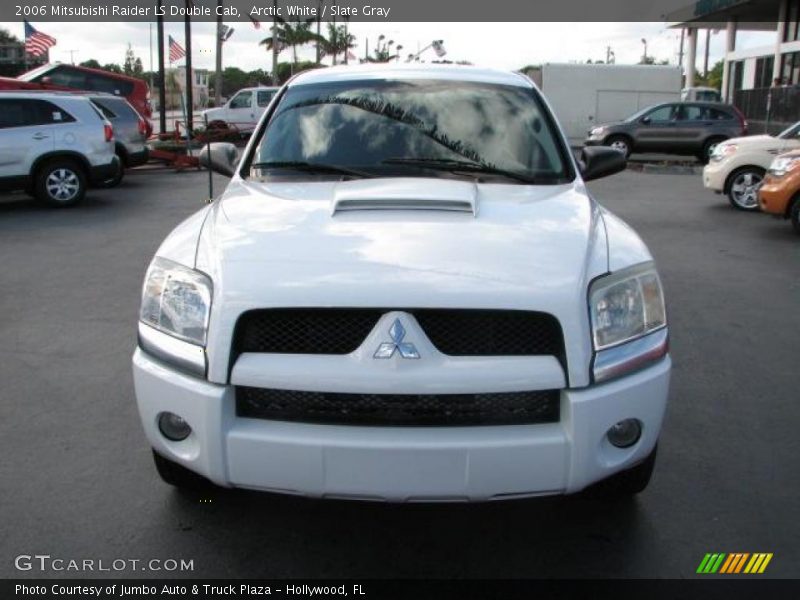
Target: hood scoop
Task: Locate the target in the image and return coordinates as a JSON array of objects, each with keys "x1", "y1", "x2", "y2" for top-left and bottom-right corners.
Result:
[{"x1": 331, "y1": 178, "x2": 477, "y2": 216}]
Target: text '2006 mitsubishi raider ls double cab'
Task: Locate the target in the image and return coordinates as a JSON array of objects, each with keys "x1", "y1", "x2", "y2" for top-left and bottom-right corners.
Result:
[{"x1": 134, "y1": 65, "x2": 671, "y2": 501}]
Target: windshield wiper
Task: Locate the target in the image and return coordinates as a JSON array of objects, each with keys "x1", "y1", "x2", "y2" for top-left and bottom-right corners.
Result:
[
  {"x1": 382, "y1": 157, "x2": 539, "y2": 184},
  {"x1": 250, "y1": 161, "x2": 375, "y2": 179}
]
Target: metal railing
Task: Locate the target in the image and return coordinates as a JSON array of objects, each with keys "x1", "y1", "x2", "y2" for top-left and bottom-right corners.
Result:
[{"x1": 734, "y1": 86, "x2": 800, "y2": 135}]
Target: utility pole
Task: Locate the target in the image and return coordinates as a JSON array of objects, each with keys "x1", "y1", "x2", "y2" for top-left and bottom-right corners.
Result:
[
  {"x1": 184, "y1": 0, "x2": 193, "y2": 136},
  {"x1": 678, "y1": 28, "x2": 685, "y2": 71},
  {"x1": 215, "y1": 0, "x2": 223, "y2": 106},
  {"x1": 271, "y1": 0, "x2": 279, "y2": 85},
  {"x1": 316, "y1": 0, "x2": 323, "y2": 65},
  {"x1": 704, "y1": 28, "x2": 711, "y2": 78},
  {"x1": 156, "y1": 0, "x2": 166, "y2": 134},
  {"x1": 344, "y1": 16, "x2": 349, "y2": 64},
  {"x1": 67, "y1": 49, "x2": 77, "y2": 65}
]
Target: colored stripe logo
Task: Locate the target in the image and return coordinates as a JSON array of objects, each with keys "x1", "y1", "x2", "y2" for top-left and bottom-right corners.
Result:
[{"x1": 697, "y1": 553, "x2": 773, "y2": 574}]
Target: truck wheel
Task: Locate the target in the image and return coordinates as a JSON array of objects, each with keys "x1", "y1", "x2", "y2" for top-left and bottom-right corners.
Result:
[
  {"x1": 790, "y1": 196, "x2": 800, "y2": 235},
  {"x1": 726, "y1": 167, "x2": 764, "y2": 211},
  {"x1": 605, "y1": 135, "x2": 631, "y2": 159},
  {"x1": 152, "y1": 450, "x2": 214, "y2": 490},
  {"x1": 35, "y1": 159, "x2": 86, "y2": 207},
  {"x1": 595, "y1": 444, "x2": 658, "y2": 496}
]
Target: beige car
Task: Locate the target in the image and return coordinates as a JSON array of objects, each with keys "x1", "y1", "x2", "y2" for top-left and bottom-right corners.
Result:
[{"x1": 703, "y1": 121, "x2": 800, "y2": 210}]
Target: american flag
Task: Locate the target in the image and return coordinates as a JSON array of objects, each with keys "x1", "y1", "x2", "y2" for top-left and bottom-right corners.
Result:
[
  {"x1": 24, "y1": 20, "x2": 56, "y2": 57},
  {"x1": 168, "y1": 35, "x2": 185, "y2": 63}
]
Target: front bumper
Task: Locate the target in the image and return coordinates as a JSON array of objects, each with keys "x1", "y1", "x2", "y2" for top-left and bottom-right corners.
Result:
[
  {"x1": 758, "y1": 177, "x2": 794, "y2": 216},
  {"x1": 702, "y1": 161, "x2": 728, "y2": 193},
  {"x1": 133, "y1": 348, "x2": 670, "y2": 501}
]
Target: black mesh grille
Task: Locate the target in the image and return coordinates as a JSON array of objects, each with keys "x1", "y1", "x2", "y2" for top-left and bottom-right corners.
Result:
[
  {"x1": 412, "y1": 309, "x2": 564, "y2": 356},
  {"x1": 236, "y1": 386, "x2": 560, "y2": 426},
  {"x1": 233, "y1": 309, "x2": 564, "y2": 358},
  {"x1": 233, "y1": 309, "x2": 383, "y2": 355}
]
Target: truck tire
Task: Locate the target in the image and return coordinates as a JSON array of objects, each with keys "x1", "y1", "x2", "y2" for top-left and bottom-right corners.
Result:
[
  {"x1": 152, "y1": 450, "x2": 214, "y2": 491},
  {"x1": 595, "y1": 444, "x2": 658, "y2": 496},
  {"x1": 34, "y1": 158, "x2": 87, "y2": 207}
]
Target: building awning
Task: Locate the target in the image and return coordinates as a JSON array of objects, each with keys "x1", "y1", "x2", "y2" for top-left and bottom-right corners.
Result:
[{"x1": 666, "y1": 0, "x2": 780, "y2": 31}]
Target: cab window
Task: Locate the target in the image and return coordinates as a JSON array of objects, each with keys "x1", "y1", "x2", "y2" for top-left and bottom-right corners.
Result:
[{"x1": 230, "y1": 92, "x2": 252, "y2": 109}]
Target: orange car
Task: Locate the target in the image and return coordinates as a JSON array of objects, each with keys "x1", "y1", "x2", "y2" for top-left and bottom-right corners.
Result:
[{"x1": 759, "y1": 149, "x2": 800, "y2": 234}]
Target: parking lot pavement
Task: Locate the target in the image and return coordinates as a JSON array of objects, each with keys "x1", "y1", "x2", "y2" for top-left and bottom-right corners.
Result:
[{"x1": 1, "y1": 168, "x2": 798, "y2": 579}]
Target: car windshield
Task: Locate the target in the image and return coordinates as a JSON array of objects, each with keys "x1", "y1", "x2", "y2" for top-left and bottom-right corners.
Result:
[
  {"x1": 250, "y1": 79, "x2": 573, "y2": 184},
  {"x1": 778, "y1": 121, "x2": 800, "y2": 139}
]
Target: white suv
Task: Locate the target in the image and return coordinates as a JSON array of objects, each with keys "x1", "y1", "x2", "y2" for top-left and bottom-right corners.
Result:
[
  {"x1": 202, "y1": 86, "x2": 279, "y2": 133},
  {"x1": 0, "y1": 92, "x2": 119, "y2": 207},
  {"x1": 134, "y1": 65, "x2": 670, "y2": 501}
]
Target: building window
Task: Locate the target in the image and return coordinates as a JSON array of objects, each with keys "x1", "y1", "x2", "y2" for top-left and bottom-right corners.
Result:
[
  {"x1": 785, "y1": 0, "x2": 800, "y2": 42},
  {"x1": 755, "y1": 56, "x2": 774, "y2": 88},
  {"x1": 781, "y1": 51, "x2": 800, "y2": 86}
]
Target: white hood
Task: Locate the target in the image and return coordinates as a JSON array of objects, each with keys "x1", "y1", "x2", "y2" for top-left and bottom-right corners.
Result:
[{"x1": 196, "y1": 177, "x2": 611, "y2": 385}]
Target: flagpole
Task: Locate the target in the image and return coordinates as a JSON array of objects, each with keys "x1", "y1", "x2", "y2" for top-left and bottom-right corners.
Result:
[
  {"x1": 156, "y1": 1, "x2": 167, "y2": 134},
  {"x1": 184, "y1": 0, "x2": 193, "y2": 138}
]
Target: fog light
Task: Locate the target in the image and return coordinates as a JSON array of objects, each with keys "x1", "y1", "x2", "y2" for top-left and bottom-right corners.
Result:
[
  {"x1": 158, "y1": 412, "x2": 192, "y2": 441},
  {"x1": 607, "y1": 419, "x2": 641, "y2": 448}
]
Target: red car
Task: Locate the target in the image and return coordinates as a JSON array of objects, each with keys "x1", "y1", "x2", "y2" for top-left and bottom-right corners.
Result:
[{"x1": 0, "y1": 63, "x2": 152, "y2": 135}]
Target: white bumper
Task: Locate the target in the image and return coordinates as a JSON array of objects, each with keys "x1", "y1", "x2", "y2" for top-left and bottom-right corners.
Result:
[
  {"x1": 703, "y1": 161, "x2": 728, "y2": 192},
  {"x1": 133, "y1": 348, "x2": 670, "y2": 501}
]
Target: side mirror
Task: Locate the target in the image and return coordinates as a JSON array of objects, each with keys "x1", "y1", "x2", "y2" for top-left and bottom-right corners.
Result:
[
  {"x1": 640, "y1": 116, "x2": 651, "y2": 125},
  {"x1": 198, "y1": 142, "x2": 240, "y2": 177},
  {"x1": 580, "y1": 146, "x2": 627, "y2": 182}
]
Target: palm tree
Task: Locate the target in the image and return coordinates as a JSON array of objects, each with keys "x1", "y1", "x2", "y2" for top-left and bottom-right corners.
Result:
[
  {"x1": 259, "y1": 17, "x2": 317, "y2": 67},
  {"x1": 319, "y1": 23, "x2": 356, "y2": 65}
]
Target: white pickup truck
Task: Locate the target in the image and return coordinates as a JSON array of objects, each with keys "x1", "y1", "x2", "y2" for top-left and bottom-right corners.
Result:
[
  {"x1": 134, "y1": 65, "x2": 671, "y2": 501},
  {"x1": 202, "y1": 86, "x2": 279, "y2": 133}
]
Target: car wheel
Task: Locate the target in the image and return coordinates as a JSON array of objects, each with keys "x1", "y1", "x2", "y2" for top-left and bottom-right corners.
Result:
[
  {"x1": 605, "y1": 135, "x2": 631, "y2": 159},
  {"x1": 35, "y1": 159, "x2": 86, "y2": 207},
  {"x1": 726, "y1": 167, "x2": 764, "y2": 211},
  {"x1": 790, "y1": 195, "x2": 800, "y2": 235},
  {"x1": 595, "y1": 444, "x2": 658, "y2": 496},
  {"x1": 152, "y1": 450, "x2": 214, "y2": 490},
  {"x1": 701, "y1": 137, "x2": 726, "y2": 165}
]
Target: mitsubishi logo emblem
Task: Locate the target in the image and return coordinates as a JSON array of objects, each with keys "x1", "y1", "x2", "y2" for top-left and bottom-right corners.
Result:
[{"x1": 373, "y1": 318, "x2": 420, "y2": 359}]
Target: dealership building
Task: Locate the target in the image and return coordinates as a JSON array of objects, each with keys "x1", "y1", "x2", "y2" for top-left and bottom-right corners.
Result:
[{"x1": 670, "y1": 0, "x2": 799, "y2": 132}]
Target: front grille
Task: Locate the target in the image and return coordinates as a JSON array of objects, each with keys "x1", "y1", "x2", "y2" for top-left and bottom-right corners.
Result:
[
  {"x1": 236, "y1": 386, "x2": 560, "y2": 426},
  {"x1": 412, "y1": 309, "x2": 564, "y2": 356},
  {"x1": 233, "y1": 308, "x2": 564, "y2": 358},
  {"x1": 233, "y1": 309, "x2": 383, "y2": 355}
]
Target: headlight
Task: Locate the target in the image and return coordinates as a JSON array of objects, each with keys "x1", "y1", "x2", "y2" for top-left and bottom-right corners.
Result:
[
  {"x1": 139, "y1": 257, "x2": 212, "y2": 346},
  {"x1": 711, "y1": 143, "x2": 737, "y2": 161},
  {"x1": 590, "y1": 262, "x2": 666, "y2": 351},
  {"x1": 768, "y1": 155, "x2": 800, "y2": 178},
  {"x1": 590, "y1": 126, "x2": 606, "y2": 136}
]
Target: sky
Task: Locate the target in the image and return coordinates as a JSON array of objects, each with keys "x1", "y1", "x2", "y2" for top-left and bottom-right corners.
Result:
[{"x1": 1, "y1": 21, "x2": 776, "y2": 74}]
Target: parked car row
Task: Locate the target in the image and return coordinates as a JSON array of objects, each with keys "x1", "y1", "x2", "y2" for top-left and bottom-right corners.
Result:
[
  {"x1": 0, "y1": 90, "x2": 148, "y2": 207},
  {"x1": 702, "y1": 121, "x2": 800, "y2": 233}
]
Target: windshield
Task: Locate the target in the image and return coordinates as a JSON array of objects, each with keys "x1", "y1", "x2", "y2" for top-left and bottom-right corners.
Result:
[
  {"x1": 249, "y1": 79, "x2": 573, "y2": 184},
  {"x1": 778, "y1": 121, "x2": 800, "y2": 139}
]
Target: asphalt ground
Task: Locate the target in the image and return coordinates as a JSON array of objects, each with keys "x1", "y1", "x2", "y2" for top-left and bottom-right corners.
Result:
[{"x1": 1, "y1": 167, "x2": 798, "y2": 579}]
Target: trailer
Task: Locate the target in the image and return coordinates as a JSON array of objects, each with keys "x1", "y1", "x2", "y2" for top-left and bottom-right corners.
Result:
[{"x1": 529, "y1": 63, "x2": 682, "y2": 144}]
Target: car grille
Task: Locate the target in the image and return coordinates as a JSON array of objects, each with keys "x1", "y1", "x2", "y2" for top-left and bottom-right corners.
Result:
[
  {"x1": 232, "y1": 309, "x2": 564, "y2": 358},
  {"x1": 236, "y1": 386, "x2": 560, "y2": 426}
]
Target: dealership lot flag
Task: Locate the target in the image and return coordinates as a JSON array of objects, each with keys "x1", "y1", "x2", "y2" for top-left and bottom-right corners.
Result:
[
  {"x1": 169, "y1": 35, "x2": 186, "y2": 63},
  {"x1": 24, "y1": 20, "x2": 56, "y2": 57}
]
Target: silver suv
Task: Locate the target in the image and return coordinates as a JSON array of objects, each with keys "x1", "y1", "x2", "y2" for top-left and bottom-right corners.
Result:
[
  {"x1": 0, "y1": 92, "x2": 120, "y2": 206},
  {"x1": 88, "y1": 94, "x2": 149, "y2": 187}
]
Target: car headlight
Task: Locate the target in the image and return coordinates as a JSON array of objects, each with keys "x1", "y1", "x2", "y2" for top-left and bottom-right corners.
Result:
[
  {"x1": 139, "y1": 257, "x2": 212, "y2": 346},
  {"x1": 589, "y1": 262, "x2": 668, "y2": 382},
  {"x1": 768, "y1": 155, "x2": 800, "y2": 178},
  {"x1": 590, "y1": 126, "x2": 606, "y2": 136},
  {"x1": 590, "y1": 262, "x2": 666, "y2": 350},
  {"x1": 711, "y1": 143, "x2": 737, "y2": 161}
]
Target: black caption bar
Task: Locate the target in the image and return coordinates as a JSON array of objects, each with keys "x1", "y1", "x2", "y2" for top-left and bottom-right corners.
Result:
[
  {"x1": 4, "y1": 580, "x2": 800, "y2": 600},
  {"x1": 3, "y1": 0, "x2": 778, "y2": 23}
]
